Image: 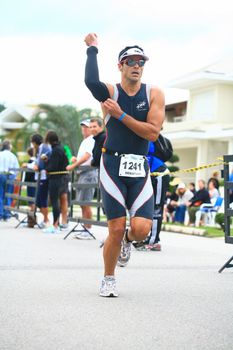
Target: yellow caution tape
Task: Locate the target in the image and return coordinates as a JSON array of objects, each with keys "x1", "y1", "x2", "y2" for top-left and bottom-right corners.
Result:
[
  {"x1": 171, "y1": 161, "x2": 225, "y2": 175},
  {"x1": 151, "y1": 160, "x2": 226, "y2": 177},
  {"x1": 47, "y1": 171, "x2": 70, "y2": 175}
]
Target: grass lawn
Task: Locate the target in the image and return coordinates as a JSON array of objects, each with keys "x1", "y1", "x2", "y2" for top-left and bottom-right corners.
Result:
[
  {"x1": 203, "y1": 226, "x2": 233, "y2": 238},
  {"x1": 202, "y1": 226, "x2": 225, "y2": 238},
  {"x1": 162, "y1": 221, "x2": 233, "y2": 238}
]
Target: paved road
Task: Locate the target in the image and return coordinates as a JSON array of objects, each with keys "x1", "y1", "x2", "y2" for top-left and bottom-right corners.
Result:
[{"x1": 0, "y1": 218, "x2": 233, "y2": 350}]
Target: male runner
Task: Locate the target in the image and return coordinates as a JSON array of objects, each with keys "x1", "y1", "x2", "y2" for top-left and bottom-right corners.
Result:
[{"x1": 84, "y1": 33, "x2": 165, "y2": 297}]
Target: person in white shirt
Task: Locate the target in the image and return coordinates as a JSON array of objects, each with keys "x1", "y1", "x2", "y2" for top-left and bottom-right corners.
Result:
[
  {"x1": 170, "y1": 182, "x2": 194, "y2": 224},
  {"x1": 0, "y1": 140, "x2": 19, "y2": 220},
  {"x1": 67, "y1": 119, "x2": 97, "y2": 229}
]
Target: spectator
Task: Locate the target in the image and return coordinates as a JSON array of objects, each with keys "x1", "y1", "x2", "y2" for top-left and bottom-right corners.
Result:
[
  {"x1": 170, "y1": 182, "x2": 194, "y2": 224},
  {"x1": 163, "y1": 188, "x2": 179, "y2": 222},
  {"x1": 22, "y1": 147, "x2": 37, "y2": 227},
  {"x1": 194, "y1": 178, "x2": 221, "y2": 227},
  {"x1": 66, "y1": 119, "x2": 97, "y2": 233},
  {"x1": 31, "y1": 134, "x2": 51, "y2": 228},
  {"x1": 163, "y1": 177, "x2": 180, "y2": 222},
  {"x1": 211, "y1": 171, "x2": 220, "y2": 190},
  {"x1": 22, "y1": 147, "x2": 36, "y2": 207},
  {"x1": 186, "y1": 179, "x2": 210, "y2": 225},
  {"x1": 43, "y1": 131, "x2": 69, "y2": 234},
  {"x1": 89, "y1": 118, "x2": 106, "y2": 167},
  {"x1": 207, "y1": 178, "x2": 220, "y2": 204},
  {"x1": 0, "y1": 140, "x2": 19, "y2": 221},
  {"x1": 188, "y1": 182, "x2": 196, "y2": 195}
]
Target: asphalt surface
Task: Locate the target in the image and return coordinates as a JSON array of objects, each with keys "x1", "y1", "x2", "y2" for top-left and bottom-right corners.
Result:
[{"x1": 0, "y1": 216, "x2": 233, "y2": 350}]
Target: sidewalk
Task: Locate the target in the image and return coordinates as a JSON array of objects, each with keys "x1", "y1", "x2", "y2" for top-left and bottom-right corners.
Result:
[{"x1": 0, "y1": 217, "x2": 233, "y2": 350}]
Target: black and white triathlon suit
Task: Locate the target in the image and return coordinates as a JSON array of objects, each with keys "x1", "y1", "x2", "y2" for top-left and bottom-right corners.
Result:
[{"x1": 100, "y1": 83, "x2": 154, "y2": 221}]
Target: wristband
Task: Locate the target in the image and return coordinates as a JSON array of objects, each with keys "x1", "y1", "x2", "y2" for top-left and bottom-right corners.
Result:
[{"x1": 119, "y1": 112, "x2": 127, "y2": 121}]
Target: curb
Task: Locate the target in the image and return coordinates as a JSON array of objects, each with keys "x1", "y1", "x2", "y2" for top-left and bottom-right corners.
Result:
[{"x1": 162, "y1": 224, "x2": 206, "y2": 236}]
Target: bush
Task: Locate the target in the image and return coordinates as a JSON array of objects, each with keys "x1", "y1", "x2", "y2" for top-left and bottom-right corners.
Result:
[
  {"x1": 169, "y1": 154, "x2": 180, "y2": 163},
  {"x1": 215, "y1": 213, "x2": 232, "y2": 230},
  {"x1": 168, "y1": 165, "x2": 179, "y2": 173}
]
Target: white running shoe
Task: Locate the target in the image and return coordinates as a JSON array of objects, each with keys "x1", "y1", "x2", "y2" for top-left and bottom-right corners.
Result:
[
  {"x1": 117, "y1": 236, "x2": 131, "y2": 267},
  {"x1": 60, "y1": 223, "x2": 69, "y2": 230},
  {"x1": 39, "y1": 221, "x2": 50, "y2": 229},
  {"x1": 99, "y1": 277, "x2": 118, "y2": 297},
  {"x1": 74, "y1": 231, "x2": 92, "y2": 240}
]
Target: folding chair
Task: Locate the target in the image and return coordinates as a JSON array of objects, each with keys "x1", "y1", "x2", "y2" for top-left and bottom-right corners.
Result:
[{"x1": 195, "y1": 197, "x2": 223, "y2": 227}]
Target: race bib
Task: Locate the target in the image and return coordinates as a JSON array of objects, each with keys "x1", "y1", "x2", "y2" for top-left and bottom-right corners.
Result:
[{"x1": 119, "y1": 154, "x2": 146, "y2": 177}]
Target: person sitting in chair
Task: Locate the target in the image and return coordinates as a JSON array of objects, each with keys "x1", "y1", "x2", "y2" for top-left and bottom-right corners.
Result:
[{"x1": 186, "y1": 179, "x2": 210, "y2": 226}]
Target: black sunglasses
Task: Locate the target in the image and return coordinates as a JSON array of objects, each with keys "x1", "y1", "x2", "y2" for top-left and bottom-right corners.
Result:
[{"x1": 122, "y1": 58, "x2": 146, "y2": 67}]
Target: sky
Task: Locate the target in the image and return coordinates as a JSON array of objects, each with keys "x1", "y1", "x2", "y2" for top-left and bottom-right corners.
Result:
[{"x1": 0, "y1": 0, "x2": 233, "y2": 112}]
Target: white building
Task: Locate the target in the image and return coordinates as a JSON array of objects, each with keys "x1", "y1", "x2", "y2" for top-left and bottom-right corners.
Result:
[
  {"x1": 164, "y1": 57, "x2": 233, "y2": 184},
  {"x1": 0, "y1": 105, "x2": 37, "y2": 138}
]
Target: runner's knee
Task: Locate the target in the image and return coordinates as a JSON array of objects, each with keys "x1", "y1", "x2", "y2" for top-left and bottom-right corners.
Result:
[
  {"x1": 131, "y1": 220, "x2": 152, "y2": 241},
  {"x1": 108, "y1": 225, "x2": 125, "y2": 245}
]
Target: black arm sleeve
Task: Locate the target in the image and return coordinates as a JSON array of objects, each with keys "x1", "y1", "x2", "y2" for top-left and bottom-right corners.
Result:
[{"x1": 84, "y1": 46, "x2": 110, "y2": 102}]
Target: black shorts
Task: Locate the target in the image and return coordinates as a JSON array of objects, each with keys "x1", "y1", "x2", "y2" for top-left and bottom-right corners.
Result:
[
  {"x1": 48, "y1": 175, "x2": 69, "y2": 196},
  {"x1": 100, "y1": 153, "x2": 154, "y2": 221}
]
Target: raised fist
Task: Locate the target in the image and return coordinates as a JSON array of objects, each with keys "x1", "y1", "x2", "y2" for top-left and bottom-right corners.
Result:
[{"x1": 84, "y1": 33, "x2": 98, "y2": 47}]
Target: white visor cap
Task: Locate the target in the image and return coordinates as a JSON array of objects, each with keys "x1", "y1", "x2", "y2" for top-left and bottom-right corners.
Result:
[
  {"x1": 80, "y1": 119, "x2": 90, "y2": 127},
  {"x1": 119, "y1": 47, "x2": 149, "y2": 62}
]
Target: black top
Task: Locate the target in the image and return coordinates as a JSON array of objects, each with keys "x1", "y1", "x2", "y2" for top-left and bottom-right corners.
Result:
[
  {"x1": 104, "y1": 84, "x2": 150, "y2": 156},
  {"x1": 45, "y1": 143, "x2": 69, "y2": 177},
  {"x1": 91, "y1": 131, "x2": 106, "y2": 167},
  {"x1": 25, "y1": 159, "x2": 36, "y2": 182},
  {"x1": 190, "y1": 188, "x2": 210, "y2": 206}
]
